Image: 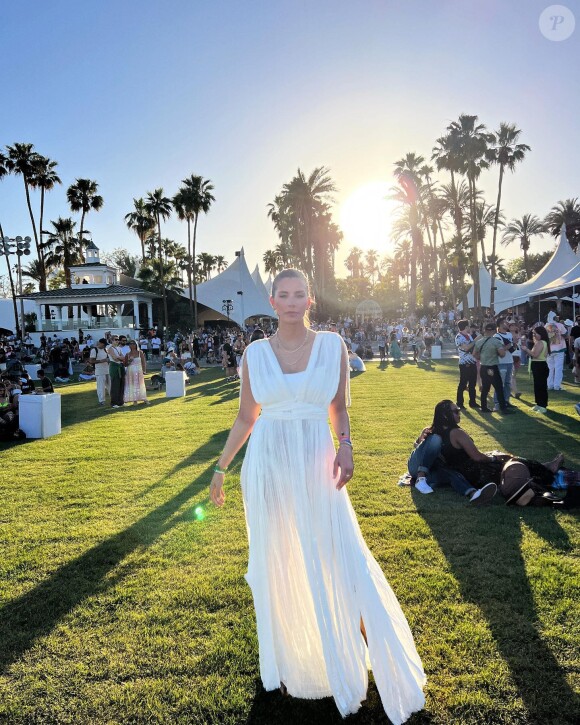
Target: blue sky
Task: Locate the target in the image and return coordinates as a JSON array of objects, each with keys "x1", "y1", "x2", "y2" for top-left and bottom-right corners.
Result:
[{"x1": 1, "y1": 0, "x2": 579, "y2": 277}]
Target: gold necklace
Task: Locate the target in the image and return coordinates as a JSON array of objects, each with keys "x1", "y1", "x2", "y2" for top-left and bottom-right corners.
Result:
[{"x1": 275, "y1": 328, "x2": 309, "y2": 354}]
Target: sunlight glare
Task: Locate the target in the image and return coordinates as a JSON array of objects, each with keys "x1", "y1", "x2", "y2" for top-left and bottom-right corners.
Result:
[{"x1": 339, "y1": 181, "x2": 396, "y2": 251}]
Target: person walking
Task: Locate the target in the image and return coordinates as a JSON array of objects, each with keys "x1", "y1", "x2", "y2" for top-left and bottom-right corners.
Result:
[
  {"x1": 545, "y1": 322, "x2": 566, "y2": 391},
  {"x1": 454, "y1": 319, "x2": 479, "y2": 409},
  {"x1": 493, "y1": 317, "x2": 516, "y2": 410},
  {"x1": 123, "y1": 340, "x2": 149, "y2": 405},
  {"x1": 473, "y1": 323, "x2": 511, "y2": 414},
  {"x1": 209, "y1": 269, "x2": 425, "y2": 723},
  {"x1": 90, "y1": 338, "x2": 110, "y2": 405},
  {"x1": 521, "y1": 326, "x2": 550, "y2": 413},
  {"x1": 106, "y1": 336, "x2": 126, "y2": 408}
]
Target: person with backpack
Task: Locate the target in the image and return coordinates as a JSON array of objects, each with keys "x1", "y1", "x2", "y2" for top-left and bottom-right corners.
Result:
[{"x1": 473, "y1": 323, "x2": 512, "y2": 414}]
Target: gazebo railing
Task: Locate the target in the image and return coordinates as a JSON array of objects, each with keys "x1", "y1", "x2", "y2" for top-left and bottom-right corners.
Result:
[{"x1": 39, "y1": 316, "x2": 136, "y2": 332}]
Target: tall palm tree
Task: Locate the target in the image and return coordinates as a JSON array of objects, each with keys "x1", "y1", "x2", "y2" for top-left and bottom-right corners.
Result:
[
  {"x1": 393, "y1": 239, "x2": 412, "y2": 302},
  {"x1": 364, "y1": 249, "x2": 379, "y2": 284},
  {"x1": 138, "y1": 258, "x2": 183, "y2": 296},
  {"x1": 43, "y1": 217, "x2": 84, "y2": 287},
  {"x1": 392, "y1": 155, "x2": 429, "y2": 308},
  {"x1": 5, "y1": 143, "x2": 45, "y2": 290},
  {"x1": 66, "y1": 179, "x2": 104, "y2": 255},
  {"x1": 0, "y1": 151, "x2": 21, "y2": 337},
  {"x1": 501, "y1": 214, "x2": 546, "y2": 280},
  {"x1": 179, "y1": 174, "x2": 215, "y2": 328},
  {"x1": 446, "y1": 115, "x2": 493, "y2": 311},
  {"x1": 125, "y1": 197, "x2": 155, "y2": 262},
  {"x1": 544, "y1": 198, "x2": 580, "y2": 251},
  {"x1": 145, "y1": 189, "x2": 172, "y2": 330},
  {"x1": 172, "y1": 186, "x2": 196, "y2": 320},
  {"x1": 487, "y1": 123, "x2": 530, "y2": 312},
  {"x1": 344, "y1": 247, "x2": 364, "y2": 278},
  {"x1": 33, "y1": 156, "x2": 61, "y2": 292}
]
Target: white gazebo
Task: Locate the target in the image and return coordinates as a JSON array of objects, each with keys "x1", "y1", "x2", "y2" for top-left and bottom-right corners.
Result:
[{"x1": 19, "y1": 242, "x2": 158, "y2": 334}]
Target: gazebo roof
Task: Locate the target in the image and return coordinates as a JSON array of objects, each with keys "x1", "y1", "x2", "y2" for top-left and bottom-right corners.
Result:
[{"x1": 19, "y1": 285, "x2": 158, "y2": 300}]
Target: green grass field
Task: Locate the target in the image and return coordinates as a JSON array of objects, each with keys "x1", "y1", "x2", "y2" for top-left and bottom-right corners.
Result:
[{"x1": 1, "y1": 360, "x2": 579, "y2": 724}]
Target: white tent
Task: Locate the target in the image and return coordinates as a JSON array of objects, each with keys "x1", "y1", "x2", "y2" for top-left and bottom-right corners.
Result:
[
  {"x1": 466, "y1": 225, "x2": 579, "y2": 312},
  {"x1": 251, "y1": 264, "x2": 273, "y2": 304},
  {"x1": 182, "y1": 249, "x2": 275, "y2": 326}
]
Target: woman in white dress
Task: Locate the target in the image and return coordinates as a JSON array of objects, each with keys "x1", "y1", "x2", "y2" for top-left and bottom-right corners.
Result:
[{"x1": 210, "y1": 269, "x2": 425, "y2": 723}]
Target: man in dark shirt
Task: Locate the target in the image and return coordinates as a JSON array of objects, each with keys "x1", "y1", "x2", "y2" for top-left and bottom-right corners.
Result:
[{"x1": 36, "y1": 368, "x2": 54, "y2": 393}]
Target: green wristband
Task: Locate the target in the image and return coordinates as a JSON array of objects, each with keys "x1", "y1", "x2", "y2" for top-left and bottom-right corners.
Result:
[{"x1": 214, "y1": 464, "x2": 227, "y2": 475}]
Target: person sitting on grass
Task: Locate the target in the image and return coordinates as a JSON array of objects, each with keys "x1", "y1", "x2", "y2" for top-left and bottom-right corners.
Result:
[
  {"x1": 53, "y1": 364, "x2": 71, "y2": 383},
  {"x1": 78, "y1": 363, "x2": 96, "y2": 382},
  {"x1": 408, "y1": 399, "x2": 565, "y2": 503},
  {"x1": 347, "y1": 347, "x2": 366, "y2": 372}
]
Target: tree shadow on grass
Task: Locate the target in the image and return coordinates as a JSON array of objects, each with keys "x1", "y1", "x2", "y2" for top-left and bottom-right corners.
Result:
[
  {"x1": 415, "y1": 491, "x2": 579, "y2": 724},
  {"x1": 0, "y1": 431, "x2": 227, "y2": 676}
]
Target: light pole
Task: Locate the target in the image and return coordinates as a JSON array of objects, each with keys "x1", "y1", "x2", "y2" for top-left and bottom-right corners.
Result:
[
  {"x1": 0, "y1": 236, "x2": 31, "y2": 338},
  {"x1": 222, "y1": 299, "x2": 233, "y2": 325}
]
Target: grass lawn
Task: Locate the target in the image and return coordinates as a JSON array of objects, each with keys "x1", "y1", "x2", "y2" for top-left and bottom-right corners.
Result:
[{"x1": 0, "y1": 359, "x2": 579, "y2": 724}]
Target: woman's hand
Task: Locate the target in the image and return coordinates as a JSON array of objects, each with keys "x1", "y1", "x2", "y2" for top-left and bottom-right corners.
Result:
[
  {"x1": 210, "y1": 472, "x2": 226, "y2": 507},
  {"x1": 333, "y1": 445, "x2": 354, "y2": 490}
]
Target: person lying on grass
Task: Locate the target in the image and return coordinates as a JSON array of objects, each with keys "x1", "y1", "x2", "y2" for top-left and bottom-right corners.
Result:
[{"x1": 408, "y1": 399, "x2": 564, "y2": 504}]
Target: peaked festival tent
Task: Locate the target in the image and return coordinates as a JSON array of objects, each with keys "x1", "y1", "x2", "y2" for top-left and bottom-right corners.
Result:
[
  {"x1": 466, "y1": 225, "x2": 579, "y2": 312},
  {"x1": 183, "y1": 249, "x2": 274, "y2": 326},
  {"x1": 250, "y1": 264, "x2": 272, "y2": 303}
]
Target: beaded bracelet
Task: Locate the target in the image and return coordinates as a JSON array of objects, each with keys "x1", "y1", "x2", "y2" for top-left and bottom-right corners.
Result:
[{"x1": 214, "y1": 464, "x2": 228, "y2": 475}]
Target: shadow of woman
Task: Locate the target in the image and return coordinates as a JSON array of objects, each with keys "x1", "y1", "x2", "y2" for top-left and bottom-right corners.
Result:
[
  {"x1": 415, "y1": 493, "x2": 579, "y2": 723},
  {"x1": 0, "y1": 431, "x2": 228, "y2": 676}
]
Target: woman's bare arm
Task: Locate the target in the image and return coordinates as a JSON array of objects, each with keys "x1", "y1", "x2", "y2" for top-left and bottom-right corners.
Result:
[
  {"x1": 210, "y1": 353, "x2": 261, "y2": 506},
  {"x1": 329, "y1": 340, "x2": 354, "y2": 489}
]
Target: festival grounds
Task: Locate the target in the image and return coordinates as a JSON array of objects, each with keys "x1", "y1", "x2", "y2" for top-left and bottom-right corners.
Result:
[{"x1": 1, "y1": 360, "x2": 579, "y2": 724}]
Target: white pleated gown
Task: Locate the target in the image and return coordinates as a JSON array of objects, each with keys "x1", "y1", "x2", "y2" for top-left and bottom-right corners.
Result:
[{"x1": 241, "y1": 332, "x2": 426, "y2": 723}]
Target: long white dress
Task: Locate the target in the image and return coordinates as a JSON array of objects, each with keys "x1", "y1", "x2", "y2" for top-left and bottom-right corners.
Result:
[{"x1": 241, "y1": 332, "x2": 426, "y2": 723}]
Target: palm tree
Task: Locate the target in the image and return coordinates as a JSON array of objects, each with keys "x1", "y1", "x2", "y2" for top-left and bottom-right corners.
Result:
[
  {"x1": 0, "y1": 151, "x2": 21, "y2": 337},
  {"x1": 446, "y1": 115, "x2": 494, "y2": 311},
  {"x1": 43, "y1": 217, "x2": 84, "y2": 287},
  {"x1": 172, "y1": 186, "x2": 196, "y2": 320},
  {"x1": 145, "y1": 189, "x2": 172, "y2": 330},
  {"x1": 125, "y1": 197, "x2": 155, "y2": 262},
  {"x1": 487, "y1": 123, "x2": 530, "y2": 312},
  {"x1": 179, "y1": 174, "x2": 215, "y2": 328},
  {"x1": 344, "y1": 247, "x2": 364, "y2": 278},
  {"x1": 66, "y1": 178, "x2": 104, "y2": 255},
  {"x1": 33, "y1": 156, "x2": 61, "y2": 292},
  {"x1": 138, "y1": 258, "x2": 183, "y2": 296},
  {"x1": 364, "y1": 249, "x2": 379, "y2": 284},
  {"x1": 392, "y1": 155, "x2": 429, "y2": 308},
  {"x1": 22, "y1": 257, "x2": 51, "y2": 288},
  {"x1": 501, "y1": 214, "x2": 546, "y2": 279},
  {"x1": 393, "y1": 239, "x2": 412, "y2": 302},
  {"x1": 196, "y1": 252, "x2": 216, "y2": 280},
  {"x1": 5, "y1": 143, "x2": 45, "y2": 290},
  {"x1": 544, "y1": 198, "x2": 580, "y2": 251},
  {"x1": 263, "y1": 249, "x2": 281, "y2": 276},
  {"x1": 214, "y1": 255, "x2": 228, "y2": 274}
]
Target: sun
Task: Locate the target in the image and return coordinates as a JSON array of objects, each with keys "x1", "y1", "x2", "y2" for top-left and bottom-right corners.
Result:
[{"x1": 339, "y1": 181, "x2": 397, "y2": 252}]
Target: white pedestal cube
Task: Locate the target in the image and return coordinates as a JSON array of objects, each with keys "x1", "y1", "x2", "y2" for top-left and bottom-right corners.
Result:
[
  {"x1": 431, "y1": 345, "x2": 442, "y2": 359},
  {"x1": 19, "y1": 393, "x2": 62, "y2": 439},
  {"x1": 165, "y1": 371, "x2": 187, "y2": 398}
]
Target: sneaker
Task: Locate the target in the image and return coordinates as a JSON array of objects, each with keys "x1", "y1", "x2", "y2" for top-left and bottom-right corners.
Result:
[
  {"x1": 575, "y1": 403, "x2": 580, "y2": 416},
  {"x1": 99, "y1": 402, "x2": 105, "y2": 406},
  {"x1": 493, "y1": 406, "x2": 500, "y2": 412},
  {"x1": 470, "y1": 482, "x2": 497, "y2": 505},
  {"x1": 112, "y1": 405, "x2": 120, "y2": 408},
  {"x1": 514, "y1": 392, "x2": 522, "y2": 399},
  {"x1": 468, "y1": 402, "x2": 480, "y2": 409},
  {"x1": 415, "y1": 478, "x2": 434, "y2": 495},
  {"x1": 535, "y1": 406, "x2": 547, "y2": 414}
]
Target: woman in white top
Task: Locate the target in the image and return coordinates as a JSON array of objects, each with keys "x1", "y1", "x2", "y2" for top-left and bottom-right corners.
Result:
[
  {"x1": 545, "y1": 322, "x2": 567, "y2": 391},
  {"x1": 210, "y1": 269, "x2": 425, "y2": 723}
]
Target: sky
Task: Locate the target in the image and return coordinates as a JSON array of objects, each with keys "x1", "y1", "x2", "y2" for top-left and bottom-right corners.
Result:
[{"x1": 1, "y1": 0, "x2": 579, "y2": 280}]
